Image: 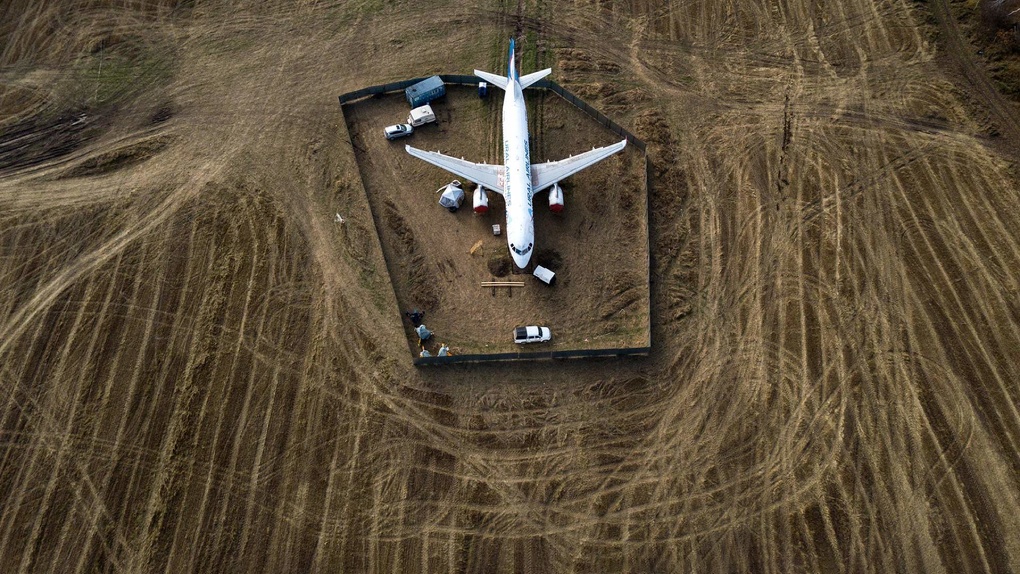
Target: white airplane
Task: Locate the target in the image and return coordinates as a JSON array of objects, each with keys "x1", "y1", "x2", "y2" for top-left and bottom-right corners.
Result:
[{"x1": 406, "y1": 38, "x2": 627, "y2": 269}]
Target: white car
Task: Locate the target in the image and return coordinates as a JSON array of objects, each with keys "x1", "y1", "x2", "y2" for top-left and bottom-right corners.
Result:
[
  {"x1": 513, "y1": 325, "x2": 551, "y2": 344},
  {"x1": 383, "y1": 123, "x2": 413, "y2": 140}
]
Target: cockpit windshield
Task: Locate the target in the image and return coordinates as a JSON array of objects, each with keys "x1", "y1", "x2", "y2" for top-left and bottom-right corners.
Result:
[{"x1": 510, "y1": 242, "x2": 533, "y2": 256}]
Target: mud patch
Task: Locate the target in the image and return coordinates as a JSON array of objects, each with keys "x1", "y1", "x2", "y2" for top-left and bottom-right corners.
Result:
[
  {"x1": 534, "y1": 247, "x2": 562, "y2": 271},
  {"x1": 487, "y1": 252, "x2": 512, "y2": 277},
  {"x1": 0, "y1": 107, "x2": 99, "y2": 173},
  {"x1": 571, "y1": 82, "x2": 620, "y2": 102},
  {"x1": 150, "y1": 103, "x2": 174, "y2": 124},
  {"x1": 384, "y1": 200, "x2": 416, "y2": 248},
  {"x1": 60, "y1": 134, "x2": 173, "y2": 178}
]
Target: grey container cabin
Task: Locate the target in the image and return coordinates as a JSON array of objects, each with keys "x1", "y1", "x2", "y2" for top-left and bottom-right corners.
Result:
[{"x1": 405, "y1": 76, "x2": 445, "y2": 108}]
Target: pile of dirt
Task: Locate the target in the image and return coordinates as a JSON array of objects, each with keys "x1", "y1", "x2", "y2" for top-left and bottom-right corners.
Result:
[{"x1": 384, "y1": 200, "x2": 439, "y2": 310}]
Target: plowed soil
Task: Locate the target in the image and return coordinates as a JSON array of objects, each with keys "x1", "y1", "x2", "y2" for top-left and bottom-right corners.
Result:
[{"x1": 2, "y1": 0, "x2": 1020, "y2": 572}]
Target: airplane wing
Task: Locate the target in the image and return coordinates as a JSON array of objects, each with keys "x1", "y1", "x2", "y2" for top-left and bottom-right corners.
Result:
[
  {"x1": 531, "y1": 140, "x2": 627, "y2": 196},
  {"x1": 405, "y1": 145, "x2": 504, "y2": 193}
]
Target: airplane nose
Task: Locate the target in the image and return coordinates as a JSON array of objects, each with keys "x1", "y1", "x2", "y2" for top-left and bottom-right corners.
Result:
[{"x1": 511, "y1": 251, "x2": 530, "y2": 270}]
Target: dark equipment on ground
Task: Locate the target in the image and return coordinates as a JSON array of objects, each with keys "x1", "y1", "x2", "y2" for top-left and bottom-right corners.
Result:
[{"x1": 405, "y1": 309, "x2": 425, "y2": 327}]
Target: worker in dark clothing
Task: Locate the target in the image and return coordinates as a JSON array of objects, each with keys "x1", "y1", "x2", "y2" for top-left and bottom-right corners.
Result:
[{"x1": 405, "y1": 309, "x2": 425, "y2": 327}]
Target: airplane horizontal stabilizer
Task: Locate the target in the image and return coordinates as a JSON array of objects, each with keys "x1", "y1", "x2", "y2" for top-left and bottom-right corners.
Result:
[
  {"x1": 473, "y1": 70, "x2": 508, "y2": 90},
  {"x1": 518, "y1": 69, "x2": 551, "y2": 90}
]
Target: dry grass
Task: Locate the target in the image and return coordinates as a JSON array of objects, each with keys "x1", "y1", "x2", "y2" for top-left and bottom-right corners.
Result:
[{"x1": 1, "y1": 0, "x2": 1020, "y2": 572}]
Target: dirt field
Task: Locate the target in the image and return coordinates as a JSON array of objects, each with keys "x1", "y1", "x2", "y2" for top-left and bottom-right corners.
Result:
[
  {"x1": 343, "y1": 85, "x2": 649, "y2": 356},
  {"x1": 2, "y1": 0, "x2": 1020, "y2": 572}
]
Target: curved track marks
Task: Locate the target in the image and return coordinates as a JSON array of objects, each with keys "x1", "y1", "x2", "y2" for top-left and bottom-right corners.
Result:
[{"x1": 1, "y1": 0, "x2": 1020, "y2": 572}]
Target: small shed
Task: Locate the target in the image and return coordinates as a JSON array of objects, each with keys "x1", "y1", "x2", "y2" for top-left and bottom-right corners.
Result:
[
  {"x1": 533, "y1": 265, "x2": 556, "y2": 285},
  {"x1": 405, "y1": 76, "x2": 445, "y2": 108}
]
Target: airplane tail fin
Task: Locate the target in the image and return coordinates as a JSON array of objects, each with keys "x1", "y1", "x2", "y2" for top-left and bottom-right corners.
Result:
[
  {"x1": 508, "y1": 37, "x2": 518, "y2": 80},
  {"x1": 473, "y1": 38, "x2": 517, "y2": 91}
]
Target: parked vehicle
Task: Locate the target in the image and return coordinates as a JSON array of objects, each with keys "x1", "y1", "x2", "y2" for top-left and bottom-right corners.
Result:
[
  {"x1": 513, "y1": 325, "x2": 552, "y2": 344},
  {"x1": 383, "y1": 123, "x2": 413, "y2": 140},
  {"x1": 407, "y1": 104, "x2": 436, "y2": 127}
]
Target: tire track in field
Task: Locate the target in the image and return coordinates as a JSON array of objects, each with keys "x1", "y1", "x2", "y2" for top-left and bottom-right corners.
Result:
[
  {"x1": 929, "y1": 0, "x2": 1020, "y2": 149},
  {"x1": 888, "y1": 161, "x2": 1020, "y2": 462},
  {"x1": 0, "y1": 254, "x2": 136, "y2": 572},
  {"x1": 60, "y1": 222, "x2": 178, "y2": 573},
  {"x1": 4, "y1": 0, "x2": 1020, "y2": 571},
  {"x1": 190, "y1": 213, "x2": 276, "y2": 569},
  {"x1": 34, "y1": 237, "x2": 152, "y2": 574},
  {"x1": 607, "y1": 0, "x2": 1020, "y2": 569}
]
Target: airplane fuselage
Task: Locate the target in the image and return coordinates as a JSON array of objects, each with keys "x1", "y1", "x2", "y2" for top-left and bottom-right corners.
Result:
[
  {"x1": 404, "y1": 39, "x2": 626, "y2": 273},
  {"x1": 502, "y1": 80, "x2": 536, "y2": 269}
]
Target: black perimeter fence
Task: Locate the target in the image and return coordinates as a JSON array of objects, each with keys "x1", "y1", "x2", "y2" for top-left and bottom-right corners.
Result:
[{"x1": 338, "y1": 75, "x2": 652, "y2": 365}]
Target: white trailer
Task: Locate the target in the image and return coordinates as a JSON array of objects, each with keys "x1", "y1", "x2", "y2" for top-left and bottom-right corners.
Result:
[{"x1": 407, "y1": 104, "x2": 436, "y2": 127}]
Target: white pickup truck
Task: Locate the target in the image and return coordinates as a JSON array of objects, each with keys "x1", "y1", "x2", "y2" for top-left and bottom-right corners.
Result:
[{"x1": 513, "y1": 326, "x2": 552, "y2": 344}]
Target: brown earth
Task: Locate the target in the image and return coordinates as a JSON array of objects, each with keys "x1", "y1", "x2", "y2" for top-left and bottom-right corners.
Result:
[
  {"x1": 1, "y1": 0, "x2": 1020, "y2": 572},
  {"x1": 343, "y1": 85, "x2": 649, "y2": 356}
]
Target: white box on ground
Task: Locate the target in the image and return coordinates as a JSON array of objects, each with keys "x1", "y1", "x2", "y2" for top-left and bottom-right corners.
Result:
[
  {"x1": 533, "y1": 265, "x2": 556, "y2": 285},
  {"x1": 492, "y1": 224, "x2": 501, "y2": 236}
]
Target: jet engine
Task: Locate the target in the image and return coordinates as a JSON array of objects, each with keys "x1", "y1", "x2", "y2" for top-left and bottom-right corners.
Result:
[
  {"x1": 473, "y1": 184, "x2": 489, "y2": 214},
  {"x1": 548, "y1": 183, "x2": 564, "y2": 213}
]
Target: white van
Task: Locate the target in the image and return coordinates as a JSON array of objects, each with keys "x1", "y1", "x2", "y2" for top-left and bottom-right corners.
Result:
[
  {"x1": 407, "y1": 104, "x2": 436, "y2": 127},
  {"x1": 513, "y1": 326, "x2": 552, "y2": 344}
]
